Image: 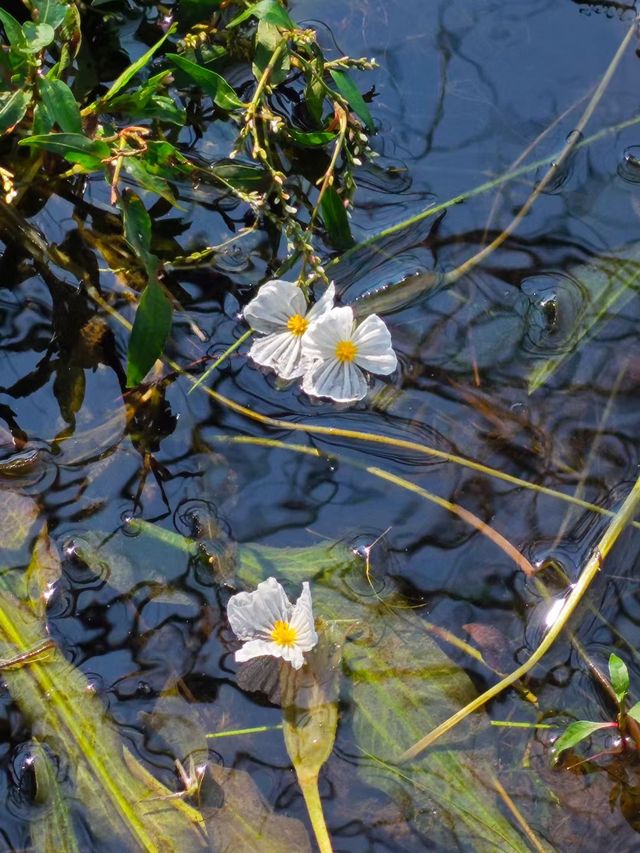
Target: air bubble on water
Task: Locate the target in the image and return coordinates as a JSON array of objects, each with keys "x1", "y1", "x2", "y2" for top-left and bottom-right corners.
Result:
[{"x1": 617, "y1": 146, "x2": 640, "y2": 183}]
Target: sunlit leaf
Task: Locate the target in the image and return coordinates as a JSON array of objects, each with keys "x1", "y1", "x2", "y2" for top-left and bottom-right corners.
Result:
[
  {"x1": 167, "y1": 53, "x2": 244, "y2": 110},
  {"x1": 38, "y1": 77, "x2": 82, "y2": 133},
  {"x1": 126, "y1": 279, "x2": 173, "y2": 386},
  {"x1": 123, "y1": 157, "x2": 178, "y2": 206},
  {"x1": 30, "y1": 0, "x2": 69, "y2": 30},
  {"x1": 18, "y1": 131, "x2": 110, "y2": 169},
  {"x1": 552, "y1": 720, "x2": 615, "y2": 762},
  {"x1": 228, "y1": 0, "x2": 295, "y2": 30},
  {"x1": 329, "y1": 69, "x2": 374, "y2": 133},
  {"x1": 0, "y1": 9, "x2": 26, "y2": 47},
  {"x1": 0, "y1": 586, "x2": 207, "y2": 850},
  {"x1": 609, "y1": 653, "x2": 630, "y2": 706},
  {"x1": 289, "y1": 128, "x2": 336, "y2": 147},
  {"x1": 96, "y1": 25, "x2": 176, "y2": 107},
  {"x1": 627, "y1": 701, "x2": 640, "y2": 723},
  {"x1": 320, "y1": 185, "x2": 354, "y2": 250},
  {"x1": 0, "y1": 89, "x2": 31, "y2": 136},
  {"x1": 21, "y1": 22, "x2": 56, "y2": 53},
  {"x1": 252, "y1": 19, "x2": 289, "y2": 85}
]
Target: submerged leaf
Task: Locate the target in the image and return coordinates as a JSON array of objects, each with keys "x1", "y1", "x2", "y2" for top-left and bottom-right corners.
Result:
[{"x1": 29, "y1": 742, "x2": 80, "y2": 853}]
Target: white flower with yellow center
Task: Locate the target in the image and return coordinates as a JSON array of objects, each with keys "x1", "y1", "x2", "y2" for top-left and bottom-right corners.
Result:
[
  {"x1": 227, "y1": 577, "x2": 318, "y2": 670},
  {"x1": 301, "y1": 306, "x2": 397, "y2": 402},
  {"x1": 243, "y1": 279, "x2": 335, "y2": 380}
]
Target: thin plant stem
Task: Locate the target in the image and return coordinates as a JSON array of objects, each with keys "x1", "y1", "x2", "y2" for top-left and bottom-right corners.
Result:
[
  {"x1": 298, "y1": 774, "x2": 333, "y2": 853},
  {"x1": 211, "y1": 435, "x2": 535, "y2": 576},
  {"x1": 443, "y1": 16, "x2": 639, "y2": 288},
  {"x1": 398, "y1": 473, "x2": 640, "y2": 763},
  {"x1": 188, "y1": 329, "x2": 252, "y2": 394}
]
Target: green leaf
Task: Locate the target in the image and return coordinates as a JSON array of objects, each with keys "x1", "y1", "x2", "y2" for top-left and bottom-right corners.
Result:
[
  {"x1": 21, "y1": 21, "x2": 56, "y2": 53},
  {"x1": 97, "y1": 25, "x2": 176, "y2": 107},
  {"x1": 126, "y1": 279, "x2": 173, "y2": 386},
  {"x1": 0, "y1": 89, "x2": 32, "y2": 136},
  {"x1": 0, "y1": 9, "x2": 26, "y2": 47},
  {"x1": 289, "y1": 128, "x2": 336, "y2": 147},
  {"x1": 19, "y1": 131, "x2": 110, "y2": 169},
  {"x1": 320, "y1": 185, "x2": 354, "y2": 250},
  {"x1": 29, "y1": 742, "x2": 80, "y2": 853},
  {"x1": 609, "y1": 653, "x2": 630, "y2": 706},
  {"x1": 30, "y1": 0, "x2": 69, "y2": 30},
  {"x1": 212, "y1": 161, "x2": 269, "y2": 191},
  {"x1": 228, "y1": 0, "x2": 295, "y2": 29},
  {"x1": 38, "y1": 77, "x2": 82, "y2": 132},
  {"x1": 528, "y1": 246, "x2": 640, "y2": 392},
  {"x1": 167, "y1": 53, "x2": 244, "y2": 110},
  {"x1": 122, "y1": 157, "x2": 178, "y2": 207},
  {"x1": 627, "y1": 701, "x2": 640, "y2": 723},
  {"x1": 552, "y1": 720, "x2": 615, "y2": 762},
  {"x1": 329, "y1": 69, "x2": 374, "y2": 133},
  {"x1": 0, "y1": 584, "x2": 207, "y2": 849},
  {"x1": 252, "y1": 19, "x2": 289, "y2": 85}
]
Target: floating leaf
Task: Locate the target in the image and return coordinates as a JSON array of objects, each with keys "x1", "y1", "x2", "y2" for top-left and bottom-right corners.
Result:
[
  {"x1": 0, "y1": 584, "x2": 207, "y2": 850},
  {"x1": 329, "y1": 69, "x2": 374, "y2": 133},
  {"x1": 320, "y1": 185, "x2": 354, "y2": 250},
  {"x1": 552, "y1": 720, "x2": 616, "y2": 762},
  {"x1": 167, "y1": 53, "x2": 244, "y2": 110},
  {"x1": 29, "y1": 742, "x2": 80, "y2": 853},
  {"x1": 609, "y1": 653, "x2": 630, "y2": 707},
  {"x1": 38, "y1": 77, "x2": 82, "y2": 133}
]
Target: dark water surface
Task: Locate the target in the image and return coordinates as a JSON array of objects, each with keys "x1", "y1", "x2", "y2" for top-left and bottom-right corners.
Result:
[{"x1": 2, "y1": 0, "x2": 640, "y2": 850}]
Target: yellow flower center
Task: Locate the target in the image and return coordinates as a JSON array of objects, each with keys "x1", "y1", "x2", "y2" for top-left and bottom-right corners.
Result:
[
  {"x1": 335, "y1": 340, "x2": 357, "y2": 362},
  {"x1": 271, "y1": 620, "x2": 298, "y2": 647},
  {"x1": 287, "y1": 314, "x2": 309, "y2": 336}
]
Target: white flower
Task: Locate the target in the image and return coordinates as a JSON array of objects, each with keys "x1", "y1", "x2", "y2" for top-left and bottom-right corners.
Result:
[
  {"x1": 243, "y1": 280, "x2": 335, "y2": 380},
  {"x1": 301, "y1": 306, "x2": 397, "y2": 402},
  {"x1": 227, "y1": 577, "x2": 318, "y2": 670}
]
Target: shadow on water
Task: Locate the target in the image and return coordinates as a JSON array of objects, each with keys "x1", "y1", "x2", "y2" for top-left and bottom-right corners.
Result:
[{"x1": 3, "y1": 0, "x2": 640, "y2": 850}]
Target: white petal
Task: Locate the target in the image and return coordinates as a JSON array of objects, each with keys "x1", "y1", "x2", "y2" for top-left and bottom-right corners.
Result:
[
  {"x1": 235, "y1": 638, "x2": 281, "y2": 663},
  {"x1": 306, "y1": 282, "x2": 335, "y2": 324},
  {"x1": 302, "y1": 357, "x2": 368, "y2": 402},
  {"x1": 243, "y1": 280, "x2": 307, "y2": 334},
  {"x1": 289, "y1": 582, "x2": 318, "y2": 651},
  {"x1": 352, "y1": 314, "x2": 398, "y2": 375},
  {"x1": 227, "y1": 577, "x2": 292, "y2": 641},
  {"x1": 248, "y1": 332, "x2": 305, "y2": 379},
  {"x1": 279, "y1": 645, "x2": 306, "y2": 669},
  {"x1": 303, "y1": 306, "x2": 355, "y2": 360}
]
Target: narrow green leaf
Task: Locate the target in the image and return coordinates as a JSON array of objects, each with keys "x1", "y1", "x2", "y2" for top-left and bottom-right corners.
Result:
[
  {"x1": 252, "y1": 19, "x2": 289, "y2": 84},
  {"x1": 627, "y1": 701, "x2": 640, "y2": 723},
  {"x1": 19, "y1": 131, "x2": 110, "y2": 167},
  {"x1": 329, "y1": 69, "x2": 374, "y2": 133},
  {"x1": 38, "y1": 77, "x2": 82, "y2": 133},
  {"x1": 126, "y1": 279, "x2": 173, "y2": 386},
  {"x1": 552, "y1": 720, "x2": 615, "y2": 761},
  {"x1": 97, "y1": 24, "x2": 176, "y2": 107},
  {"x1": 30, "y1": 742, "x2": 80, "y2": 853},
  {"x1": 119, "y1": 189, "x2": 159, "y2": 275},
  {"x1": 123, "y1": 157, "x2": 178, "y2": 206},
  {"x1": 167, "y1": 53, "x2": 244, "y2": 110},
  {"x1": 212, "y1": 161, "x2": 269, "y2": 191},
  {"x1": 228, "y1": 0, "x2": 294, "y2": 29},
  {"x1": 609, "y1": 653, "x2": 630, "y2": 706},
  {"x1": 0, "y1": 9, "x2": 26, "y2": 47},
  {"x1": 21, "y1": 22, "x2": 56, "y2": 53},
  {"x1": 289, "y1": 128, "x2": 336, "y2": 147},
  {"x1": 0, "y1": 89, "x2": 31, "y2": 136},
  {"x1": 320, "y1": 185, "x2": 354, "y2": 250}
]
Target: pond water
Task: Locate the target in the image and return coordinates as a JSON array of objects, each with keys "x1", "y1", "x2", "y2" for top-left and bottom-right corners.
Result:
[{"x1": 2, "y1": 0, "x2": 640, "y2": 850}]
